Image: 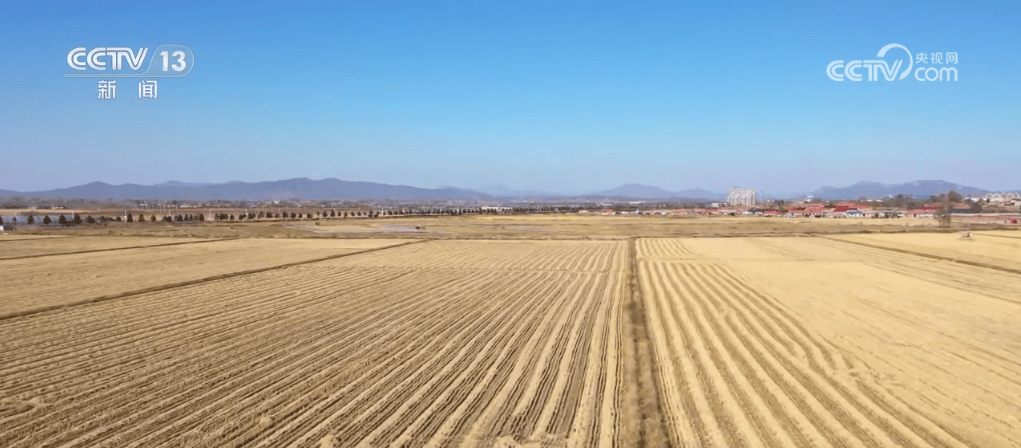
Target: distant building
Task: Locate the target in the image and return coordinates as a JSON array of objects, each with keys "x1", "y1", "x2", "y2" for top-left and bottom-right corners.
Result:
[
  {"x1": 984, "y1": 192, "x2": 1021, "y2": 203},
  {"x1": 727, "y1": 188, "x2": 757, "y2": 206}
]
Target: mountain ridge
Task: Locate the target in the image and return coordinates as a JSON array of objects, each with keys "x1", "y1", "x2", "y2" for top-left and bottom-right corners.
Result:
[
  {"x1": 2, "y1": 178, "x2": 491, "y2": 201},
  {"x1": 810, "y1": 180, "x2": 991, "y2": 199},
  {"x1": 0, "y1": 179, "x2": 1011, "y2": 201}
]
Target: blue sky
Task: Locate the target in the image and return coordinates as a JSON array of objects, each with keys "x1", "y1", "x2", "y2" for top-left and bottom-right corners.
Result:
[{"x1": 1, "y1": 1, "x2": 1019, "y2": 194}]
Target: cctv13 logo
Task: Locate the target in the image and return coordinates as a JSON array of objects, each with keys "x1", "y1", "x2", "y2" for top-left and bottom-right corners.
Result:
[{"x1": 66, "y1": 44, "x2": 194, "y2": 77}]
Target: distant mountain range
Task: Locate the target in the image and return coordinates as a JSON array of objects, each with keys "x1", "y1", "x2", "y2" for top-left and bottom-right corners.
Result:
[
  {"x1": 0, "y1": 178, "x2": 492, "y2": 201},
  {"x1": 810, "y1": 180, "x2": 991, "y2": 199},
  {"x1": 0, "y1": 179, "x2": 1010, "y2": 201}
]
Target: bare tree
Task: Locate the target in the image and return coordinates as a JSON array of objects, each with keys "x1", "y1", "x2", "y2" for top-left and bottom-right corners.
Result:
[{"x1": 935, "y1": 196, "x2": 953, "y2": 227}]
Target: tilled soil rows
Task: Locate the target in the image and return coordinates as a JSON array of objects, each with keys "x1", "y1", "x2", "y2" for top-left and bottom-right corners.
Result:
[
  {"x1": 0, "y1": 240, "x2": 630, "y2": 448},
  {"x1": 2, "y1": 235, "x2": 1018, "y2": 447},
  {"x1": 638, "y1": 236, "x2": 1021, "y2": 447}
]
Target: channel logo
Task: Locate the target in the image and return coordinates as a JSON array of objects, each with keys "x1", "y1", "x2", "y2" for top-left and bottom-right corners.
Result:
[
  {"x1": 827, "y1": 43, "x2": 958, "y2": 82},
  {"x1": 65, "y1": 44, "x2": 194, "y2": 78}
]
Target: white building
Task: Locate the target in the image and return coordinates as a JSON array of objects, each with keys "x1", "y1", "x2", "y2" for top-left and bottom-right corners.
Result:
[
  {"x1": 727, "y1": 188, "x2": 757, "y2": 206},
  {"x1": 983, "y1": 192, "x2": 1021, "y2": 203}
]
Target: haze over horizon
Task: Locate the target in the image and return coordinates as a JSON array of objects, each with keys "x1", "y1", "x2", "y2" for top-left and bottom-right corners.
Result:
[
  {"x1": 3, "y1": 1, "x2": 1018, "y2": 193},
  {"x1": 0, "y1": 177, "x2": 1006, "y2": 203}
]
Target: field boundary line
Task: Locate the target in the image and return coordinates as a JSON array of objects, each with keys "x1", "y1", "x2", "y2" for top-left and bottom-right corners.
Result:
[
  {"x1": 625, "y1": 237, "x2": 671, "y2": 448},
  {"x1": 817, "y1": 235, "x2": 1021, "y2": 277},
  {"x1": 0, "y1": 236, "x2": 73, "y2": 243},
  {"x1": 0, "y1": 238, "x2": 230, "y2": 261},
  {"x1": 0, "y1": 239, "x2": 426, "y2": 321}
]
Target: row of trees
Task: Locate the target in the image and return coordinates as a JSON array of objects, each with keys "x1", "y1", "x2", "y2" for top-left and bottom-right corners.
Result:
[
  {"x1": 209, "y1": 208, "x2": 491, "y2": 221},
  {"x1": 1, "y1": 205, "x2": 585, "y2": 227},
  {"x1": 125, "y1": 213, "x2": 205, "y2": 223},
  {"x1": 0, "y1": 213, "x2": 211, "y2": 226},
  {"x1": 1, "y1": 214, "x2": 86, "y2": 226}
]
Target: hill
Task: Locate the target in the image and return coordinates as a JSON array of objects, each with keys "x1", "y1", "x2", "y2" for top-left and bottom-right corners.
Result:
[
  {"x1": 812, "y1": 180, "x2": 989, "y2": 199},
  {"x1": 2, "y1": 178, "x2": 492, "y2": 201}
]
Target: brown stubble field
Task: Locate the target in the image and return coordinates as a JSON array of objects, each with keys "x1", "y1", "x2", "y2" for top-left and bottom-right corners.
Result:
[
  {"x1": 1, "y1": 215, "x2": 1019, "y2": 447},
  {"x1": 637, "y1": 236, "x2": 1021, "y2": 447},
  {"x1": 1, "y1": 239, "x2": 635, "y2": 448},
  {"x1": 0, "y1": 238, "x2": 413, "y2": 319}
]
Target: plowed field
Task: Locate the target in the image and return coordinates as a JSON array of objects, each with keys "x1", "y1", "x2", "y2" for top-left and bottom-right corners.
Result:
[
  {"x1": 638, "y1": 237, "x2": 1021, "y2": 447},
  {"x1": 0, "y1": 236, "x2": 213, "y2": 260},
  {"x1": 2, "y1": 234, "x2": 1019, "y2": 447},
  {"x1": 829, "y1": 232, "x2": 1021, "y2": 272},
  {"x1": 0, "y1": 238, "x2": 412, "y2": 318},
  {"x1": 0, "y1": 239, "x2": 633, "y2": 448}
]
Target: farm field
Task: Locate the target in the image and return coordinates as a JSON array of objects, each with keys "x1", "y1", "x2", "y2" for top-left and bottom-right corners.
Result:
[
  {"x1": 638, "y1": 237, "x2": 1021, "y2": 447},
  {"x1": 324, "y1": 239, "x2": 622, "y2": 271},
  {"x1": 0, "y1": 236, "x2": 213, "y2": 260},
  {"x1": 299, "y1": 215, "x2": 954, "y2": 240},
  {"x1": 2, "y1": 228, "x2": 1020, "y2": 447},
  {"x1": 0, "y1": 237, "x2": 412, "y2": 318},
  {"x1": 829, "y1": 232, "x2": 1021, "y2": 272},
  {"x1": 0, "y1": 234, "x2": 68, "y2": 241},
  {"x1": 0, "y1": 239, "x2": 635, "y2": 448},
  {"x1": 19, "y1": 213, "x2": 1017, "y2": 240},
  {"x1": 975, "y1": 230, "x2": 1021, "y2": 239}
]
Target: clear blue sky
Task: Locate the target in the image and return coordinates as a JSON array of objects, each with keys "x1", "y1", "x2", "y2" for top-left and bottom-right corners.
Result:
[{"x1": 2, "y1": 1, "x2": 1019, "y2": 195}]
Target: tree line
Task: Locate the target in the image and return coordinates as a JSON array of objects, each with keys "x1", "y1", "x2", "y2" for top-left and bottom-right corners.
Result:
[{"x1": 0, "y1": 205, "x2": 583, "y2": 227}]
